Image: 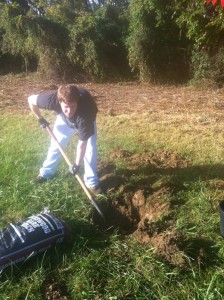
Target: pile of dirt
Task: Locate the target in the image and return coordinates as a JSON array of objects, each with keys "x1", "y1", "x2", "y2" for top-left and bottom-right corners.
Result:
[
  {"x1": 94, "y1": 150, "x2": 193, "y2": 268},
  {"x1": 102, "y1": 187, "x2": 186, "y2": 268}
]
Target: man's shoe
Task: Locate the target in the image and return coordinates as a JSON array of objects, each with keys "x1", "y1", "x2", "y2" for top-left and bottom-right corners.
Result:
[
  {"x1": 31, "y1": 175, "x2": 48, "y2": 184},
  {"x1": 89, "y1": 185, "x2": 103, "y2": 196}
]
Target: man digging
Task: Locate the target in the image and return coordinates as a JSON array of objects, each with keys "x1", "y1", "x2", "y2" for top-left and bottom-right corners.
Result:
[{"x1": 28, "y1": 84, "x2": 102, "y2": 196}]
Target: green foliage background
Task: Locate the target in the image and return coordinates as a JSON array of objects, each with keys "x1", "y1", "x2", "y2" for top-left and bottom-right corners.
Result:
[{"x1": 1, "y1": 0, "x2": 224, "y2": 84}]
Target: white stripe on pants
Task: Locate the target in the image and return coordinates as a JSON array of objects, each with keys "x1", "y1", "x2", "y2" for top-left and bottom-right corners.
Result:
[{"x1": 39, "y1": 113, "x2": 99, "y2": 188}]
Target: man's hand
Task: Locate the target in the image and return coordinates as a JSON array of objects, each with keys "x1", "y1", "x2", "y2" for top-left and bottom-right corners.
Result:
[
  {"x1": 69, "y1": 164, "x2": 80, "y2": 176},
  {"x1": 38, "y1": 118, "x2": 50, "y2": 128}
]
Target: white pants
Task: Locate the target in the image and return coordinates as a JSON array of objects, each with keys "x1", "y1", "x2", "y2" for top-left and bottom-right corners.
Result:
[{"x1": 39, "y1": 114, "x2": 99, "y2": 188}]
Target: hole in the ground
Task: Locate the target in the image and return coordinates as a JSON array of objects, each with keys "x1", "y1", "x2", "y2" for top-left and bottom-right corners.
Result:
[{"x1": 91, "y1": 150, "x2": 204, "y2": 268}]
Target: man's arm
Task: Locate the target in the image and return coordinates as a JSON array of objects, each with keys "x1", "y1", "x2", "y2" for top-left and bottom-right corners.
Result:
[
  {"x1": 28, "y1": 95, "x2": 50, "y2": 128},
  {"x1": 28, "y1": 95, "x2": 43, "y2": 120},
  {"x1": 69, "y1": 140, "x2": 88, "y2": 175}
]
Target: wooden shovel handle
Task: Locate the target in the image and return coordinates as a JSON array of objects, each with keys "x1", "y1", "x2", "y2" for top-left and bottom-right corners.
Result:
[
  {"x1": 45, "y1": 125, "x2": 105, "y2": 220},
  {"x1": 45, "y1": 126, "x2": 95, "y2": 201}
]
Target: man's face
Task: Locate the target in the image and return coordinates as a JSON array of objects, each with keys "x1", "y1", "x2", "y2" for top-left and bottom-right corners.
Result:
[{"x1": 60, "y1": 101, "x2": 78, "y2": 118}]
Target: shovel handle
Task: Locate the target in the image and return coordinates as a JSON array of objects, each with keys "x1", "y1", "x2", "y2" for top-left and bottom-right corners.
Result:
[
  {"x1": 45, "y1": 126, "x2": 92, "y2": 197},
  {"x1": 45, "y1": 126, "x2": 105, "y2": 220}
]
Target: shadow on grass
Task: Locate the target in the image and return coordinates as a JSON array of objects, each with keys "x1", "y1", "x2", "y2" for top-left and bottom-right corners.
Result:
[
  {"x1": 182, "y1": 237, "x2": 222, "y2": 269},
  {"x1": 117, "y1": 159, "x2": 224, "y2": 201}
]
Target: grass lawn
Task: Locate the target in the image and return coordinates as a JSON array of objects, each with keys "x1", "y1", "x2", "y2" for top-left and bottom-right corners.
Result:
[{"x1": 1, "y1": 99, "x2": 224, "y2": 299}]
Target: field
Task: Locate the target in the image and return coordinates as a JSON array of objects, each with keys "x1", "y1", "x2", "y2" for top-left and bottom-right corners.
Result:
[{"x1": 1, "y1": 73, "x2": 224, "y2": 299}]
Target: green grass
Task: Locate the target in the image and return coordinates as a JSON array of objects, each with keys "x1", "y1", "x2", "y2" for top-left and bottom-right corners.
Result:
[{"x1": 1, "y1": 110, "x2": 224, "y2": 299}]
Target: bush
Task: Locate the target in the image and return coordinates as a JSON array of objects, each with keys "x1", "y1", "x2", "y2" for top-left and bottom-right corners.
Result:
[
  {"x1": 175, "y1": 0, "x2": 224, "y2": 86},
  {"x1": 126, "y1": 0, "x2": 190, "y2": 83},
  {"x1": 30, "y1": 17, "x2": 70, "y2": 78},
  {"x1": 68, "y1": 5, "x2": 130, "y2": 81},
  {"x1": 191, "y1": 45, "x2": 224, "y2": 87},
  {"x1": 0, "y1": 3, "x2": 70, "y2": 77}
]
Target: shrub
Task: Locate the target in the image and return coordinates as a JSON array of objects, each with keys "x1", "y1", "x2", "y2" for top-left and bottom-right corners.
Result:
[
  {"x1": 0, "y1": 3, "x2": 70, "y2": 77},
  {"x1": 176, "y1": 0, "x2": 224, "y2": 86},
  {"x1": 191, "y1": 45, "x2": 224, "y2": 87},
  {"x1": 127, "y1": 0, "x2": 190, "y2": 83},
  {"x1": 68, "y1": 5, "x2": 130, "y2": 81}
]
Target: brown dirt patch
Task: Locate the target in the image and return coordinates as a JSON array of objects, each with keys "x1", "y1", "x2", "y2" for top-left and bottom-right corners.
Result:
[
  {"x1": 108, "y1": 150, "x2": 192, "y2": 169},
  {"x1": 95, "y1": 184, "x2": 186, "y2": 267},
  {"x1": 1, "y1": 75, "x2": 224, "y2": 126},
  {"x1": 42, "y1": 279, "x2": 69, "y2": 300},
  {"x1": 94, "y1": 151, "x2": 192, "y2": 267}
]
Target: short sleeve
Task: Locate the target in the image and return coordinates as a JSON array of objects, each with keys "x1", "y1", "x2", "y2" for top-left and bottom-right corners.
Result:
[
  {"x1": 77, "y1": 118, "x2": 95, "y2": 141},
  {"x1": 36, "y1": 92, "x2": 60, "y2": 112}
]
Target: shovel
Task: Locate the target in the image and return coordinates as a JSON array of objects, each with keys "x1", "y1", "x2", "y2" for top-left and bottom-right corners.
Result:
[{"x1": 45, "y1": 125, "x2": 105, "y2": 221}]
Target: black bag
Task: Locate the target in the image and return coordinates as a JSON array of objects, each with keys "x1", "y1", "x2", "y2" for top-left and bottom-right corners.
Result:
[{"x1": 0, "y1": 211, "x2": 69, "y2": 270}]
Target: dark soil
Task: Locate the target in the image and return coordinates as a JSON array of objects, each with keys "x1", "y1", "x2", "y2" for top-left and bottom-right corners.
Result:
[{"x1": 94, "y1": 150, "x2": 193, "y2": 268}]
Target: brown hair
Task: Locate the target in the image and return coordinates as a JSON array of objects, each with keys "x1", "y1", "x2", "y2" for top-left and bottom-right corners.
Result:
[{"x1": 57, "y1": 84, "x2": 80, "y2": 104}]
